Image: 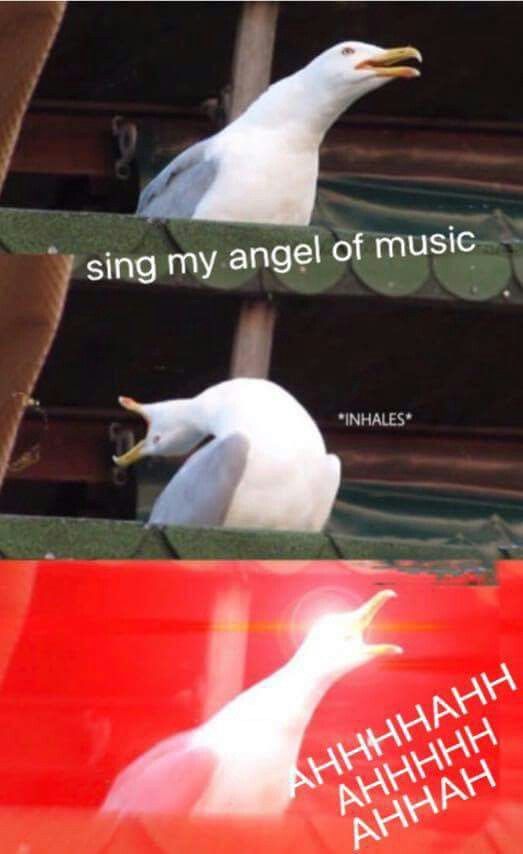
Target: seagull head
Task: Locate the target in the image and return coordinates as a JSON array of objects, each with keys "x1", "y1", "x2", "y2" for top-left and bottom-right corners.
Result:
[
  {"x1": 294, "y1": 590, "x2": 402, "y2": 680},
  {"x1": 306, "y1": 41, "x2": 422, "y2": 101},
  {"x1": 113, "y1": 396, "x2": 206, "y2": 467}
]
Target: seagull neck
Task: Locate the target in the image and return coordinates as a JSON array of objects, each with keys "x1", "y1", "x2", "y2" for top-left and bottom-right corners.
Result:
[
  {"x1": 185, "y1": 400, "x2": 222, "y2": 442},
  {"x1": 241, "y1": 71, "x2": 361, "y2": 143},
  {"x1": 183, "y1": 398, "x2": 215, "y2": 437},
  {"x1": 190, "y1": 384, "x2": 233, "y2": 437},
  {"x1": 275, "y1": 655, "x2": 342, "y2": 732},
  {"x1": 298, "y1": 88, "x2": 361, "y2": 142}
]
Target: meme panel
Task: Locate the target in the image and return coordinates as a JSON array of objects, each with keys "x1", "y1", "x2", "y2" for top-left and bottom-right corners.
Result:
[{"x1": 0, "y1": 1, "x2": 523, "y2": 853}]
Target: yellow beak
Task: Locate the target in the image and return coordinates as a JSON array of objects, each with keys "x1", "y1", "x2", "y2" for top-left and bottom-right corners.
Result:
[
  {"x1": 112, "y1": 395, "x2": 149, "y2": 467},
  {"x1": 345, "y1": 589, "x2": 403, "y2": 657},
  {"x1": 357, "y1": 46, "x2": 422, "y2": 79},
  {"x1": 113, "y1": 439, "x2": 146, "y2": 468}
]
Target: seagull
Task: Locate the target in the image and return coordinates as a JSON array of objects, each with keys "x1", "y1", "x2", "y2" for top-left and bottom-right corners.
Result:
[
  {"x1": 113, "y1": 378, "x2": 340, "y2": 531},
  {"x1": 137, "y1": 41, "x2": 421, "y2": 225},
  {"x1": 101, "y1": 590, "x2": 402, "y2": 816}
]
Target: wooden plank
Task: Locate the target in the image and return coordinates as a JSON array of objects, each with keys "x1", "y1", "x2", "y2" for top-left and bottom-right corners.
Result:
[
  {"x1": 10, "y1": 113, "x2": 114, "y2": 177},
  {"x1": 10, "y1": 109, "x2": 523, "y2": 190},
  {"x1": 322, "y1": 122, "x2": 523, "y2": 191},
  {"x1": 6, "y1": 409, "x2": 136, "y2": 483},
  {"x1": 8, "y1": 410, "x2": 523, "y2": 500},
  {"x1": 10, "y1": 112, "x2": 214, "y2": 178},
  {"x1": 323, "y1": 427, "x2": 523, "y2": 499}
]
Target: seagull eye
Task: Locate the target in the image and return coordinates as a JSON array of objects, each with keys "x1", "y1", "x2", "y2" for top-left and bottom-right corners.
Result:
[
  {"x1": 342, "y1": 47, "x2": 355, "y2": 56},
  {"x1": 153, "y1": 435, "x2": 161, "y2": 445}
]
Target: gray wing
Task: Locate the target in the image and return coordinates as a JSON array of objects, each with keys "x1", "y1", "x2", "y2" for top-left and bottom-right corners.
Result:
[
  {"x1": 137, "y1": 138, "x2": 219, "y2": 219},
  {"x1": 101, "y1": 730, "x2": 217, "y2": 815},
  {"x1": 148, "y1": 433, "x2": 249, "y2": 527}
]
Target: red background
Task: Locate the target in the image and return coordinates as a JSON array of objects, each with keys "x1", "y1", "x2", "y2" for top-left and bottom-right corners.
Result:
[{"x1": 0, "y1": 559, "x2": 518, "y2": 853}]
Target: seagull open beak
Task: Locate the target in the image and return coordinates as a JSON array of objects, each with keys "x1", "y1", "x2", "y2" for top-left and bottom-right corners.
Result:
[
  {"x1": 113, "y1": 396, "x2": 149, "y2": 467},
  {"x1": 357, "y1": 46, "x2": 422, "y2": 79},
  {"x1": 113, "y1": 439, "x2": 146, "y2": 468},
  {"x1": 345, "y1": 589, "x2": 403, "y2": 657}
]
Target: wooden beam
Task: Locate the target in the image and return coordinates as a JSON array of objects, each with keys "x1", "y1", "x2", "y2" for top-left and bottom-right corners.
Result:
[
  {"x1": 228, "y1": 2, "x2": 279, "y2": 378},
  {"x1": 10, "y1": 112, "x2": 214, "y2": 178},
  {"x1": 6, "y1": 409, "x2": 137, "y2": 483},
  {"x1": 229, "y1": 299, "x2": 277, "y2": 378},
  {"x1": 11, "y1": 113, "x2": 113, "y2": 177},
  {"x1": 10, "y1": 109, "x2": 523, "y2": 191},
  {"x1": 10, "y1": 409, "x2": 523, "y2": 500},
  {"x1": 321, "y1": 120, "x2": 523, "y2": 191},
  {"x1": 322, "y1": 427, "x2": 523, "y2": 499},
  {"x1": 228, "y1": 1, "x2": 279, "y2": 121}
]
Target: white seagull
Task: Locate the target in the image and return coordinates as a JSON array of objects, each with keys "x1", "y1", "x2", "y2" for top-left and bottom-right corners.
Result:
[
  {"x1": 137, "y1": 41, "x2": 421, "y2": 225},
  {"x1": 101, "y1": 590, "x2": 402, "y2": 816},
  {"x1": 113, "y1": 378, "x2": 340, "y2": 531}
]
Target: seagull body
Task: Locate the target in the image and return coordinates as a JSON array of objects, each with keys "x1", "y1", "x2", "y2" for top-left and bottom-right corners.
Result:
[
  {"x1": 137, "y1": 42, "x2": 421, "y2": 224},
  {"x1": 102, "y1": 664, "x2": 307, "y2": 816},
  {"x1": 140, "y1": 122, "x2": 318, "y2": 226},
  {"x1": 102, "y1": 590, "x2": 401, "y2": 816},
  {"x1": 114, "y1": 379, "x2": 341, "y2": 531}
]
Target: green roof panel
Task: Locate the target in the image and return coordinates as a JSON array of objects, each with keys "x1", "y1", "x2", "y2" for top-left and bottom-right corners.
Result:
[
  {"x1": 0, "y1": 514, "x2": 493, "y2": 570},
  {"x1": 0, "y1": 205, "x2": 522, "y2": 304},
  {"x1": 353, "y1": 249, "x2": 429, "y2": 297},
  {"x1": 434, "y1": 248, "x2": 512, "y2": 301}
]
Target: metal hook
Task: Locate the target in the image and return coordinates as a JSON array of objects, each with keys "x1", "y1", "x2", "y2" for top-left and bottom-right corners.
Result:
[
  {"x1": 112, "y1": 115, "x2": 138, "y2": 181},
  {"x1": 109, "y1": 421, "x2": 137, "y2": 486}
]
